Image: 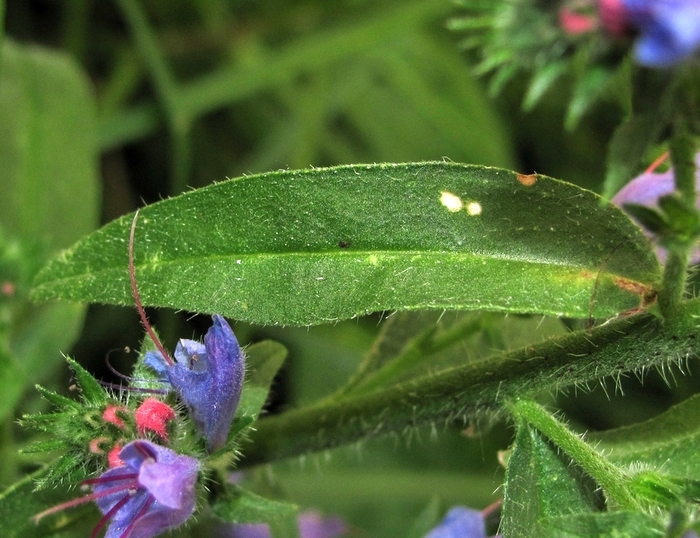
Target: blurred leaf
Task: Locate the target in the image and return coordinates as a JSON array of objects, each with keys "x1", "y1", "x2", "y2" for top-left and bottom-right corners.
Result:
[
  {"x1": 0, "y1": 39, "x2": 99, "y2": 250},
  {"x1": 33, "y1": 163, "x2": 659, "y2": 326},
  {"x1": 0, "y1": 466, "x2": 95, "y2": 538},
  {"x1": 592, "y1": 394, "x2": 700, "y2": 482},
  {"x1": 405, "y1": 498, "x2": 443, "y2": 538},
  {"x1": 0, "y1": 38, "x2": 99, "y2": 421},
  {"x1": 602, "y1": 114, "x2": 667, "y2": 201},
  {"x1": 212, "y1": 484, "x2": 297, "y2": 525},
  {"x1": 237, "y1": 340, "x2": 287, "y2": 419},
  {"x1": 501, "y1": 422, "x2": 598, "y2": 537},
  {"x1": 523, "y1": 62, "x2": 567, "y2": 112},
  {"x1": 566, "y1": 67, "x2": 612, "y2": 131}
]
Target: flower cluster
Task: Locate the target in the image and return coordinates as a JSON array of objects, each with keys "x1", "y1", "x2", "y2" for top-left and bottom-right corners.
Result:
[
  {"x1": 612, "y1": 153, "x2": 700, "y2": 262},
  {"x1": 144, "y1": 314, "x2": 245, "y2": 452},
  {"x1": 599, "y1": 0, "x2": 700, "y2": 66}
]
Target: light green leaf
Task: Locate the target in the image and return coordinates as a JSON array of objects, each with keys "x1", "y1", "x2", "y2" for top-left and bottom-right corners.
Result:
[
  {"x1": 0, "y1": 39, "x2": 99, "y2": 250},
  {"x1": 212, "y1": 485, "x2": 297, "y2": 525},
  {"x1": 592, "y1": 394, "x2": 700, "y2": 481},
  {"x1": 501, "y1": 422, "x2": 598, "y2": 537},
  {"x1": 0, "y1": 38, "x2": 99, "y2": 421},
  {"x1": 32, "y1": 163, "x2": 659, "y2": 326}
]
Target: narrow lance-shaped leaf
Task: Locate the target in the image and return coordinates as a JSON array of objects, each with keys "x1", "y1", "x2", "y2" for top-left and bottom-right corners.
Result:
[{"x1": 32, "y1": 163, "x2": 659, "y2": 326}]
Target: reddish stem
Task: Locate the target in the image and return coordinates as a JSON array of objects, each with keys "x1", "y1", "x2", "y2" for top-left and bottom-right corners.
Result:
[{"x1": 129, "y1": 210, "x2": 174, "y2": 366}]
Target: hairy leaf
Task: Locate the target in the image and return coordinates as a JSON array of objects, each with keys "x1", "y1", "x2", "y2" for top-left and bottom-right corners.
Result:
[{"x1": 32, "y1": 163, "x2": 658, "y2": 325}]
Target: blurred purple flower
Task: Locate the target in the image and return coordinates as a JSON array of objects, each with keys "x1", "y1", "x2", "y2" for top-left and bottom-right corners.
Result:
[
  {"x1": 424, "y1": 506, "x2": 487, "y2": 538},
  {"x1": 145, "y1": 315, "x2": 244, "y2": 452},
  {"x1": 35, "y1": 440, "x2": 199, "y2": 538},
  {"x1": 600, "y1": 0, "x2": 700, "y2": 66},
  {"x1": 221, "y1": 510, "x2": 347, "y2": 538},
  {"x1": 612, "y1": 153, "x2": 700, "y2": 262}
]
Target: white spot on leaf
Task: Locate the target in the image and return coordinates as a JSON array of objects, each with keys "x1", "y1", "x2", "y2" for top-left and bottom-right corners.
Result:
[
  {"x1": 466, "y1": 202, "x2": 482, "y2": 216},
  {"x1": 440, "y1": 191, "x2": 463, "y2": 212}
]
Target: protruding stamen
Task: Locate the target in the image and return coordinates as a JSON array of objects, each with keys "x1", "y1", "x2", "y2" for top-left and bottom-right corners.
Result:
[
  {"x1": 129, "y1": 210, "x2": 174, "y2": 367},
  {"x1": 32, "y1": 481, "x2": 137, "y2": 524},
  {"x1": 117, "y1": 496, "x2": 155, "y2": 538},
  {"x1": 90, "y1": 492, "x2": 132, "y2": 538}
]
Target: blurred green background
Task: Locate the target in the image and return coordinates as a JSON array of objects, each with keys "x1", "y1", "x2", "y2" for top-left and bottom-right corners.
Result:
[{"x1": 1, "y1": 1, "x2": 695, "y2": 536}]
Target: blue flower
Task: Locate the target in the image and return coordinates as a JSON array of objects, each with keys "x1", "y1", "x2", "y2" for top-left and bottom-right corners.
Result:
[
  {"x1": 612, "y1": 153, "x2": 700, "y2": 262},
  {"x1": 424, "y1": 506, "x2": 488, "y2": 538},
  {"x1": 144, "y1": 315, "x2": 245, "y2": 452},
  {"x1": 621, "y1": 0, "x2": 700, "y2": 66},
  {"x1": 34, "y1": 440, "x2": 199, "y2": 538}
]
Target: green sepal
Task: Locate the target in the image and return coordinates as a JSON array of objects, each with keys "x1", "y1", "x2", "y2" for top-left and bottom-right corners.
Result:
[
  {"x1": 34, "y1": 384, "x2": 81, "y2": 411},
  {"x1": 622, "y1": 203, "x2": 669, "y2": 235},
  {"x1": 65, "y1": 356, "x2": 107, "y2": 405}
]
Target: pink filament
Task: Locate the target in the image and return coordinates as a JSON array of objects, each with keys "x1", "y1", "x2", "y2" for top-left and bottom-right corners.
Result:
[{"x1": 128, "y1": 210, "x2": 174, "y2": 367}]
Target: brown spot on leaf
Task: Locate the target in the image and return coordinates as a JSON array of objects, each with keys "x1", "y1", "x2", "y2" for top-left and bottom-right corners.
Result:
[{"x1": 517, "y1": 173, "x2": 537, "y2": 186}]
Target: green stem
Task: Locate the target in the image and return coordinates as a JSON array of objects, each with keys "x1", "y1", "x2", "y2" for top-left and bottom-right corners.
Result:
[
  {"x1": 115, "y1": 0, "x2": 191, "y2": 194},
  {"x1": 242, "y1": 299, "x2": 700, "y2": 467},
  {"x1": 659, "y1": 126, "x2": 697, "y2": 318},
  {"x1": 509, "y1": 400, "x2": 640, "y2": 510}
]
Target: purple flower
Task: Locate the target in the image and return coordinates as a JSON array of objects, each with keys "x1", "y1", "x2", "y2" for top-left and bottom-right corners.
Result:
[
  {"x1": 601, "y1": 0, "x2": 700, "y2": 66},
  {"x1": 424, "y1": 506, "x2": 487, "y2": 538},
  {"x1": 219, "y1": 510, "x2": 347, "y2": 538},
  {"x1": 144, "y1": 315, "x2": 245, "y2": 452},
  {"x1": 34, "y1": 440, "x2": 199, "y2": 538},
  {"x1": 612, "y1": 153, "x2": 700, "y2": 262}
]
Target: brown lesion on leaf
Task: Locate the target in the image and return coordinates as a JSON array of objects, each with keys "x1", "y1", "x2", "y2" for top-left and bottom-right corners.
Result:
[
  {"x1": 516, "y1": 173, "x2": 537, "y2": 186},
  {"x1": 614, "y1": 277, "x2": 658, "y2": 307}
]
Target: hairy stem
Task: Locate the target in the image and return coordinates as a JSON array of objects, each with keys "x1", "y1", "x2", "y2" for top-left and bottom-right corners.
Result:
[
  {"x1": 242, "y1": 299, "x2": 700, "y2": 467},
  {"x1": 509, "y1": 400, "x2": 640, "y2": 510}
]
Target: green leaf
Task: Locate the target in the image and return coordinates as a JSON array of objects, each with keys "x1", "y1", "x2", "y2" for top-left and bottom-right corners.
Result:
[
  {"x1": 236, "y1": 340, "x2": 287, "y2": 421},
  {"x1": 211, "y1": 484, "x2": 297, "y2": 525},
  {"x1": 591, "y1": 394, "x2": 700, "y2": 482},
  {"x1": 501, "y1": 421, "x2": 598, "y2": 537},
  {"x1": 33, "y1": 163, "x2": 659, "y2": 325},
  {"x1": 540, "y1": 512, "x2": 665, "y2": 538}
]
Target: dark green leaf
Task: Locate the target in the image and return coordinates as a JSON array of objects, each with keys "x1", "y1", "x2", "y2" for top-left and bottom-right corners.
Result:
[
  {"x1": 33, "y1": 163, "x2": 659, "y2": 325},
  {"x1": 592, "y1": 394, "x2": 700, "y2": 482},
  {"x1": 622, "y1": 203, "x2": 668, "y2": 234},
  {"x1": 35, "y1": 385, "x2": 80, "y2": 411},
  {"x1": 212, "y1": 485, "x2": 297, "y2": 525},
  {"x1": 501, "y1": 421, "x2": 598, "y2": 537}
]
